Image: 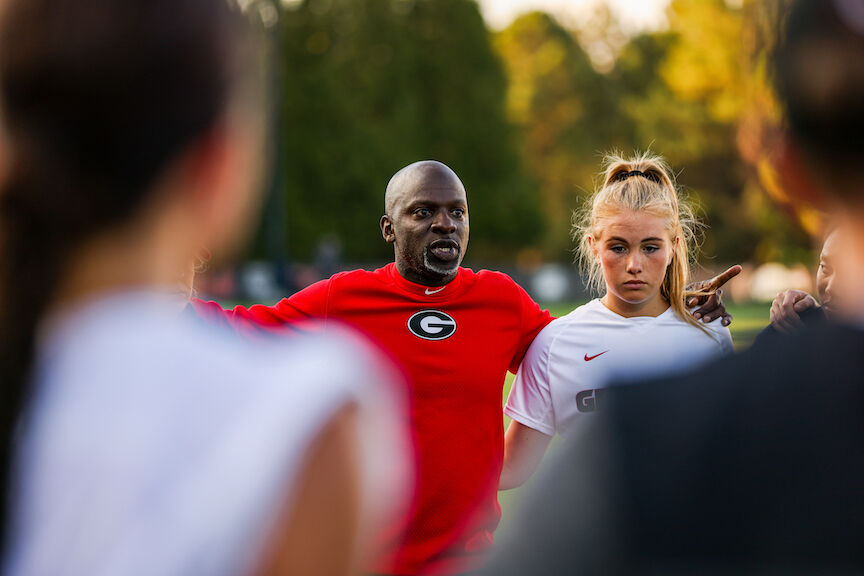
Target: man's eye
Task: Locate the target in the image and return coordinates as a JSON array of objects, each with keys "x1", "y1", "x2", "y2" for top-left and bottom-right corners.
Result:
[
  {"x1": 414, "y1": 208, "x2": 431, "y2": 217},
  {"x1": 451, "y1": 209, "x2": 464, "y2": 218}
]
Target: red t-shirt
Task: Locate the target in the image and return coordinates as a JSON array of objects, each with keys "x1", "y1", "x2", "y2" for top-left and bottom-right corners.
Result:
[{"x1": 192, "y1": 263, "x2": 552, "y2": 575}]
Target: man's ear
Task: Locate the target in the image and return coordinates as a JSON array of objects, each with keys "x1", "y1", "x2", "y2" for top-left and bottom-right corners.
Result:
[{"x1": 381, "y1": 215, "x2": 395, "y2": 244}]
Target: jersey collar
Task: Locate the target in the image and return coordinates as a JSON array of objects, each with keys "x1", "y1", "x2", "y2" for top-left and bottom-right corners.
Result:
[{"x1": 386, "y1": 263, "x2": 465, "y2": 299}]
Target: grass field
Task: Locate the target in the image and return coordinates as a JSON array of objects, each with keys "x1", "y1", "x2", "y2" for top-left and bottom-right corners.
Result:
[{"x1": 496, "y1": 300, "x2": 771, "y2": 532}]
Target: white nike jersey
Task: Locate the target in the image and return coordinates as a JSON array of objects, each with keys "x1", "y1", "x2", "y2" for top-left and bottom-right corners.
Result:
[{"x1": 505, "y1": 298, "x2": 733, "y2": 439}]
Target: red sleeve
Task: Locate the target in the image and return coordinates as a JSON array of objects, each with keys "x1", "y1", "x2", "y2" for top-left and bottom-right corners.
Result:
[
  {"x1": 190, "y1": 278, "x2": 331, "y2": 337},
  {"x1": 508, "y1": 283, "x2": 554, "y2": 374}
]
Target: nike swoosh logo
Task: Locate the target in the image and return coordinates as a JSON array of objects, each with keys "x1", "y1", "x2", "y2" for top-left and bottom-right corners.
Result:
[
  {"x1": 425, "y1": 286, "x2": 446, "y2": 295},
  {"x1": 584, "y1": 351, "x2": 609, "y2": 361}
]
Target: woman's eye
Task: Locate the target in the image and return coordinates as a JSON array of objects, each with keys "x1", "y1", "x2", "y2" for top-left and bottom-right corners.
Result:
[
  {"x1": 611, "y1": 245, "x2": 626, "y2": 254},
  {"x1": 644, "y1": 245, "x2": 659, "y2": 253}
]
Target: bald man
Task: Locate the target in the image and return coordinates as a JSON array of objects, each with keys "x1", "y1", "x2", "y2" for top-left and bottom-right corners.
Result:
[
  {"x1": 193, "y1": 160, "x2": 732, "y2": 575},
  {"x1": 194, "y1": 160, "x2": 553, "y2": 575}
]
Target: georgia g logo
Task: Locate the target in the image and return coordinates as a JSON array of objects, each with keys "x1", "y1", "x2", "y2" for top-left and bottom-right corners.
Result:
[{"x1": 407, "y1": 310, "x2": 457, "y2": 341}]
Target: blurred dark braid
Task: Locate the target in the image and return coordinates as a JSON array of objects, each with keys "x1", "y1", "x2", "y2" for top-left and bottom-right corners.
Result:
[{"x1": 0, "y1": 0, "x2": 246, "y2": 552}]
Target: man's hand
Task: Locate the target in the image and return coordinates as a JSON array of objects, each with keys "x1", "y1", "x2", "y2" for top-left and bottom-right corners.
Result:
[
  {"x1": 769, "y1": 289, "x2": 818, "y2": 334},
  {"x1": 685, "y1": 265, "x2": 743, "y2": 327}
]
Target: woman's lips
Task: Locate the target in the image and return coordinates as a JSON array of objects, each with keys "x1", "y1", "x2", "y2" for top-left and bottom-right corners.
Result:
[{"x1": 623, "y1": 281, "x2": 647, "y2": 288}]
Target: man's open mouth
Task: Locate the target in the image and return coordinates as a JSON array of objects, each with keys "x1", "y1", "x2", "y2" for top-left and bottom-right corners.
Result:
[{"x1": 427, "y1": 239, "x2": 460, "y2": 261}]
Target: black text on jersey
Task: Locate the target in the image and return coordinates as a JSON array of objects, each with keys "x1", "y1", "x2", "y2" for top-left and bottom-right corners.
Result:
[
  {"x1": 575, "y1": 388, "x2": 606, "y2": 413},
  {"x1": 407, "y1": 310, "x2": 457, "y2": 341}
]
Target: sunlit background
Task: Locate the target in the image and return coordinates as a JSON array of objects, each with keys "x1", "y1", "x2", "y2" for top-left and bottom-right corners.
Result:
[
  {"x1": 478, "y1": 0, "x2": 670, "y2": 32},
  {"x1": 208, "y1": 0, "x2": 811, "y2": 328}
]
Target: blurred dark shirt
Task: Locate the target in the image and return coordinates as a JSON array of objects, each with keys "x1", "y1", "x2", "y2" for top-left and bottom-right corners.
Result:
[
  {"x1": 481, "y1": 321, "x2": 864, "y2": 575},
  {"x1": 753, "y1": 304, "x2": 827, "y2": 347}
]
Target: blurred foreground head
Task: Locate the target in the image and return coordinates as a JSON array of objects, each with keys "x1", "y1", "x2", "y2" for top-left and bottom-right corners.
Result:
[
  {"x1": 775, "y1": 0, "x2": 864, "y2": 203},
  {"x1": 0, "y1": 0, "x2": 267, "y2": 261},
  {"x1": 775, "y1": 0, "x2": 864, "y2": 319},
  {"x1": 0, "y1": 0, "x2": 267, "y2": 549}
]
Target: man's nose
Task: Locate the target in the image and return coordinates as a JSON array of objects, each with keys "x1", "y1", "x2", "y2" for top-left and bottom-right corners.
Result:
[{"x1": 431, "y1": 211, "x2": 456, "y2": 233}]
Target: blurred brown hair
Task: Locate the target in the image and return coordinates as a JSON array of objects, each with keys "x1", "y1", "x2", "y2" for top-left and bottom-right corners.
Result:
[
  {"x1": 774, "y1": 0, "x2": 864, "y2": 201},
  {"x1": 0, "y1": 0, "x2": 261, "y2": 553}
]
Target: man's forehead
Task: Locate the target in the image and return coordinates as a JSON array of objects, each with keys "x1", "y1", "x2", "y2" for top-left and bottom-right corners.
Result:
[
  {"x1": 822, "y1": 230, "x2": 840, "y2": 259},
  {"x1": 404, "y1": 183, "x2": 467, "y2": 202},
  {"x1": 385, "y1": 161, "x2": 467, "y2": 212},
  {"x1": 391, "y1": 175, "x2": 465, "y2": 206},
  {"x1": 407, "y1": 166, "x2": 464, "y2": 190}
]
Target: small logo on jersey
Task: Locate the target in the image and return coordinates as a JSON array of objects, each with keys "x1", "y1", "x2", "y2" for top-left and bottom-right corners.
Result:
[
  {"x1": 424, "y1": 286, "x2": 446, "y2": 295},
  {"x1": 576, "y1": 388, "x2": 606, "y2": 413},
  {"x1": 584, "y1": 350, "x2": 609, "y2": 361},
  {"x1": 408, "y1": 310, "x2": 457, "y2": 340}
]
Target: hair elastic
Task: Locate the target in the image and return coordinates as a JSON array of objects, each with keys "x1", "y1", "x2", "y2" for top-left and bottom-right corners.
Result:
[{"x1": 618, "y1": 169, "x2": 661, "y2": 184}]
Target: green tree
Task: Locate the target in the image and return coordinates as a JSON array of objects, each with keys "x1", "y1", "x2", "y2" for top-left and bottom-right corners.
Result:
[
  {"x1": 273, "y1": 0, "x2": 541, "y2": 263},
  {"x1": 611, "y1": 0, "x2": 810, "y2": 264},
  {"x1": 495, "y1": 12, "x2": 624, "y2": 258}
]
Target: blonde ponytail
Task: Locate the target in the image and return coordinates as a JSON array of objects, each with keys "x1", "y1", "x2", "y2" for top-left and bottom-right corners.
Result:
[{"x1": 573, "y1": 151, "x2": 707, "y2": 330}]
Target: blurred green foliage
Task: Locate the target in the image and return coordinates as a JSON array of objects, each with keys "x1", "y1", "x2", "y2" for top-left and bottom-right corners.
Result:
[
  {"x1": 260, "y1": 0, "x2": 811, "y2": 265},
  {"x1": 273, "y1": 0, "x2": 542, "y2": 262}
]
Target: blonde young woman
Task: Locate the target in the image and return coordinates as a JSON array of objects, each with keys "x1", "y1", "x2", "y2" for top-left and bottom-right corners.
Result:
[{"x1": 499, "y1": 153, "x2": 733, "y2": 490}]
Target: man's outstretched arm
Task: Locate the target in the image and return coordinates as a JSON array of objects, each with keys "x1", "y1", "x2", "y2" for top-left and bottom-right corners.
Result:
[
  {"x1": 191, "y1": 278, "x2": 331, "y2": 336},
  {"x1": 685, "y1": 265, "x2": 743, "y2": 326}
]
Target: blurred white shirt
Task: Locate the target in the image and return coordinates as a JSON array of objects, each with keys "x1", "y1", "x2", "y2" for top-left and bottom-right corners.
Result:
[{"x1": 4, "y1": 290, "x2": 409, "y2": 576}]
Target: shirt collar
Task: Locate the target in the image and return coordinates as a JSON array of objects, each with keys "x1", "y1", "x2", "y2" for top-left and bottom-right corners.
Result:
[{"x1": 386, "y1": 263, "x2": 464, "y2": 299}]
